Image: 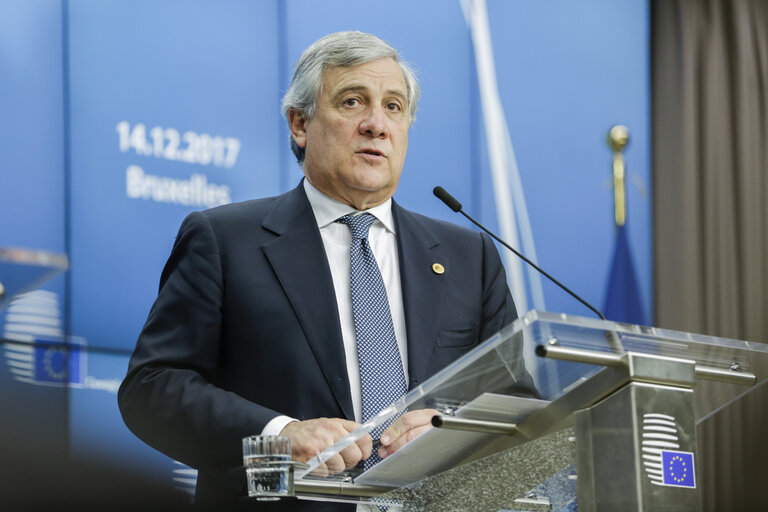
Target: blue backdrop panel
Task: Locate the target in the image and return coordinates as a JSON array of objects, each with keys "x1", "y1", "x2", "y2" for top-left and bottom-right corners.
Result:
[
  {"x1": 67, "y1": 0, "x2": 281, "y2": 350},
  {"x1": 478, "y1": 0, "x2": 651, "y2": 318},
  {"x1": 0, "y1": 0, "x2": 67, "y2": 368},
  {"x1": 0, "y1": 0, "x2": 66, "y2": 253}
]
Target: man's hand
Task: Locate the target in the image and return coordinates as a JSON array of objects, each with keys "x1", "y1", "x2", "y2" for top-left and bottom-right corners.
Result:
[
  {"x1": 280, "y1": 418, "x2": 372, "y2": 474},
  {"x1": 377, "y1": 409, "x2": 439, "y2": 459}
]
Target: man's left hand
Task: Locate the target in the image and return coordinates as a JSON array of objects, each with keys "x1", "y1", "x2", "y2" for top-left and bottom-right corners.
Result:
[{"x1": 376, "y1": 408, "x2": 439, "y2": 459}]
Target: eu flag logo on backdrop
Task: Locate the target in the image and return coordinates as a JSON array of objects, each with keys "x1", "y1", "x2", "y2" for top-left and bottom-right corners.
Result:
[
  {"x1": 661, "y1": 450, "x2": 696, "y2": 488},
  {"x1": 603, "y1": 225, "x2": 647, "y2": 325},
  {"x1": 33, "y1": 339, "x2": 84, "y2": 385}
]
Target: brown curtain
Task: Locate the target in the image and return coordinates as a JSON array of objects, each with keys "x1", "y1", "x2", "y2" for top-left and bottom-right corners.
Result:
[{"x1": 652, "y1": 0, "x2": 768, "y2": 510}]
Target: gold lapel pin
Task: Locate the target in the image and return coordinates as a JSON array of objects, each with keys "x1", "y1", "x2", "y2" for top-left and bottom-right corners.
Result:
[{"x1": 432, "y1": 263, "x2": 445, "y2": 275}]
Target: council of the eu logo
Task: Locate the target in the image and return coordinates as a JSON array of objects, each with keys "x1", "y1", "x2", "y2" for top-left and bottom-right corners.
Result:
[
  {"x1": 661, "y1": 450, "x2": 696, "y2": 488},
  {"x1": 642, "y1": 412, "x2": 697, "y2": 489}
]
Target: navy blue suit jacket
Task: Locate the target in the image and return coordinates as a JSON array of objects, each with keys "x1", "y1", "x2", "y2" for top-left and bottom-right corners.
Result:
[{"x1": 118, "y1": 183, "x2": 529, "y2": 509}]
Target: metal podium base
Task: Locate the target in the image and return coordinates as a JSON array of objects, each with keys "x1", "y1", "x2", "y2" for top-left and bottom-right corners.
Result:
[{"x1": 574, "y1": 364, "x2": 702, "y2": 511}]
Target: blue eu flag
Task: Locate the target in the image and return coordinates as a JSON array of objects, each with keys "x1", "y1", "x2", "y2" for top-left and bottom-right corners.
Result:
[
  {"x1": 603, "y1": 225, "x2": 647, "y2": 325},
  {"x1": 661, "y1": 450, "x2": 696, "y2": 488},
  {"x1": 33, "y1": 339, "x2": 83, "y2": 385}
]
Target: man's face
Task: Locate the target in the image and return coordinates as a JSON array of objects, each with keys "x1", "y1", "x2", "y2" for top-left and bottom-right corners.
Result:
[{"x1": 290, "y1": 57, "x2": 410, "y2": 210}]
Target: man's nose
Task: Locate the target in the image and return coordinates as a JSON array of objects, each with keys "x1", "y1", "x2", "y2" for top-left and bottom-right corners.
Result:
[{"x1": 358, "y1": 106, "x2": 388, "y2": 138}]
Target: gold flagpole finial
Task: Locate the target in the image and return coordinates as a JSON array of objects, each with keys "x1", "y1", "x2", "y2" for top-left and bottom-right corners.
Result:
[
  {"x1": 607, "y1": 125, "x2": 629, "y2": 152},
  {"x1": 607, "y1": 125, "x2": 629, "y2": 227}
]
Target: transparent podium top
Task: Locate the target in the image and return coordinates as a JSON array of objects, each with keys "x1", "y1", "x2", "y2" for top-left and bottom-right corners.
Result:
[
  {"x1": 297, "y1": 310, "x2": 768, "y2": 489},
  {"x1": 0, "y1": 247, "x2": 69, "y2": 311}
]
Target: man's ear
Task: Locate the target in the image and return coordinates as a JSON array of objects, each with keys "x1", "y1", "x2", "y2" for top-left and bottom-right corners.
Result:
[{"x1": 288, "y1": 109, "x2": 308, "y2": 149}]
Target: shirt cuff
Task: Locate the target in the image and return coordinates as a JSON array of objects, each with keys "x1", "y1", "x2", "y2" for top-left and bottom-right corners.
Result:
[{"x1": 261, "y1": 415, "x2": 298, "y2": 436}]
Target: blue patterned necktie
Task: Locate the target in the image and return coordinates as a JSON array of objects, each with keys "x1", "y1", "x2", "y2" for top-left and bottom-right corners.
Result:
[{"x1": 337, "y1": 213, "x2": 407, "y2": 469}]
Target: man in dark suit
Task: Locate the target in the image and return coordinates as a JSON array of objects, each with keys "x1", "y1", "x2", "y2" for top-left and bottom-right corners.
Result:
[{"x1": 118, "y1": 31, "x2": 531, "y2": 510}]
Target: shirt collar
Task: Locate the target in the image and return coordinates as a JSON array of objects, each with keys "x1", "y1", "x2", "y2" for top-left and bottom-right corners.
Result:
[{"x1": 303, "y1": 178, "x2": 396, "y2": 234}]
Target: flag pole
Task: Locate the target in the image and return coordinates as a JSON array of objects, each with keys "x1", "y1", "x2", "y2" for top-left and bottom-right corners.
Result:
[{"x1": 607, "y1": 125, "x2": 629, "y2": 227}]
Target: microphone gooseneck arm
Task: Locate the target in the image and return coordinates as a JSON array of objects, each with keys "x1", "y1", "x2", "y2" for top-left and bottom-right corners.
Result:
[{"x1": 433, "y1": 186, "x2": 606, "y2": 321}]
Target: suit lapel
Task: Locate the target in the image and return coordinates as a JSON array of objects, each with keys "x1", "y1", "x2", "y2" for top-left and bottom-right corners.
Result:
[
  {"x1": 393, "y1": 203, "x2": 448, "y2": 388},
  {"x1": 261, "y1": 185, "x2": 354, "y2": 420}
]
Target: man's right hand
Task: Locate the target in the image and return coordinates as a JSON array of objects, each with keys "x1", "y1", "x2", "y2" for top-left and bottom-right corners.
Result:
[{"x1": 280, "y1": 418, "x2": 372, "y2": 474}]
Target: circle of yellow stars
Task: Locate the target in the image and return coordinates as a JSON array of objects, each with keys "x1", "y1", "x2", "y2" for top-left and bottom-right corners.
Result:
[
  {"x1": 43, "y1": 346, "x2": 69, "y2": 380},
  {"x1": 669, "y1": 455, "x2": 688, "y2": 483}
]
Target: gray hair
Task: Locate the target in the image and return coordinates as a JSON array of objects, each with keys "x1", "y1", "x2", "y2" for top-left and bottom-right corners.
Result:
[{"x1": 281, "y1": 31, "x2": 420, "y2": 163}]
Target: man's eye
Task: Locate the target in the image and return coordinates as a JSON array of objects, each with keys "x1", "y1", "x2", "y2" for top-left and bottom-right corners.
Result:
[
  {"x1": 387, "y1": 102, "x2": 402, "y2": 112},
  {"x1": 344, "y1": 98, "x2": 360, "y2": 107}
]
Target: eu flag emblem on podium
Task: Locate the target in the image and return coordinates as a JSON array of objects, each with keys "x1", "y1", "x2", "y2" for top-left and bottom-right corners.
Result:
[{"x1": 661, "y1": 450, "x2": 696, "y2": 488}]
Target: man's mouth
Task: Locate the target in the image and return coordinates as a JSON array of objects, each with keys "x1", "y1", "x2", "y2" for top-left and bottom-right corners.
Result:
[{"x1": 358, "y1": 149, "x2": 385, "y2": 158}]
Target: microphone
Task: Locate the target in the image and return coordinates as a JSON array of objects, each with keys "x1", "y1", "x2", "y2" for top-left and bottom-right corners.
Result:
[{"x1": 433, "y1": 186, "x2": 606, "y2": 321}]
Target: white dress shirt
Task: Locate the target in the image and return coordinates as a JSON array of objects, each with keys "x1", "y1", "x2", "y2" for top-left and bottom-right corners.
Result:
[{"x1": 261, "y1": 179, "x2": 409, "y2": 435}]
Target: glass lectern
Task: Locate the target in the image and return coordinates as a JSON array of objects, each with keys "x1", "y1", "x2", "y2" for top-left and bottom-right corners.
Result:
[
  {"x1": 260, "y1": 310, "x2": 768, "y2": 511},
  {"x1": 0, "y1": 247, "x2": 69, "y2": 311}
]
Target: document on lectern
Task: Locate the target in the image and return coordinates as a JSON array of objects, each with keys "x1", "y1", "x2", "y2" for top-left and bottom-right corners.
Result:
[{"x1": 354, "y1": 393, "x2": 549, "y2": 487}]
